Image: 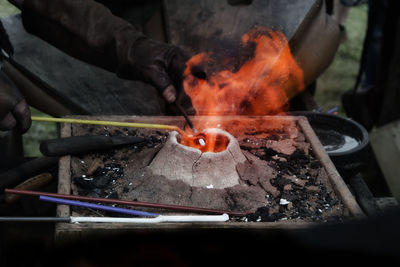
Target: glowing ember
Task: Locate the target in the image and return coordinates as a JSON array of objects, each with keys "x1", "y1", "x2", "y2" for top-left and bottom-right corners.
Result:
[
  {"x1": 180, "y1": 132, "x2": 230, "y2": 153},
  {"x1": 181, "y1": 27, "x2": 304, "y2": 150}
]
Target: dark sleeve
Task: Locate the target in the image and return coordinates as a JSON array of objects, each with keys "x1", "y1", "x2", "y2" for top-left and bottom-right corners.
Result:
[
  {"x1": 21, "y1": 0, "x2": 146, "y2": 77},
  {"x1": 0, "y1": 20, "x2": 14, "y2": 56}
]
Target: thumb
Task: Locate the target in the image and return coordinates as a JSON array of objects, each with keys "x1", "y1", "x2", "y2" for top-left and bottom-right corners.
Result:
[
  {"x1": 12, "y1": 100, "x2": 31, "y2": 133},
  {"x1": 162, "y1": 85, "x2": 177, "y2": 103},
  {"x1": 147, "y1": 68, "x2": 177, "y2": 103},
  {"x1": 0, "y1": 112, "x2": 17, "y2": 131}
]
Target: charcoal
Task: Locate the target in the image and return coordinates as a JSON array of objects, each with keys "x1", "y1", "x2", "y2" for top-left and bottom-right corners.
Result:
[
  {"x1": 93, "y1": 175, "x2": 111, "y2": 188},
  {"x1": 69, "y1": 123, "x2": 345, "y2": 223},
  {"x1": 73, "y1": 176, "x2": 96, "y2": 190}
]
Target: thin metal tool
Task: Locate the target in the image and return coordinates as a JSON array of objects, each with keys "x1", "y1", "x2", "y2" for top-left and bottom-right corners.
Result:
[
  {"x1": 175, "y1": 103, "x2": 197, "y2": 133},
  {"x1": 175, "y1": 104, "x2": 206, "y2": 146},
  {"x1": 39, "y1": 195, "x2": 159, "y2": 217},
  {"x1": 71, "y1": 214, "x2": 229, "y2": 223},
  {"x1": 0, "y1": 217, "x2": 70, "y2": 222},
  {"x1": 5, "y1": 189, "x2": 254, "y2": 217},
  {"x1": 0, "y1": 214, "x2": 229, "y2": 223}
]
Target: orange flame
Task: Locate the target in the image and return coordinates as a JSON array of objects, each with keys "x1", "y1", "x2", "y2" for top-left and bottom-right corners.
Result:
[
  {"x1": 183, "y1": 27, "x2": 304, "y2": 116},
  {"x1": 181, "y1": 27, "x2": 304, "y2": 152}
]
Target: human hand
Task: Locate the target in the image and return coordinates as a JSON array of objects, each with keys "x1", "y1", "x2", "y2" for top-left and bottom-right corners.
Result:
[
  {"x1": 0, "y1": 71, "x2": 31, "y2": 133},
  {"x1": 127, "y1": 38, "x2": 195, "y2": 115}
]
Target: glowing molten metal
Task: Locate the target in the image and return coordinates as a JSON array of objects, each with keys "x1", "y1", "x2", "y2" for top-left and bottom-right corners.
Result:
[{"x1": 180, "y1": 132, "x2": 230, "y2": 153}]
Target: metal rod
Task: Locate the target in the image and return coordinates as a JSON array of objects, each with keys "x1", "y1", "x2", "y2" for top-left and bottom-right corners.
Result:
[
  {"x1": 5, "y1": 189, "x2": 253, "y2": 216},
  {"x1": 0, "y1": 215, "x2": 230, "y2": 223},
  {"x1": 0, "y1": 217, "x2": 70, "y2": 222},
  {"x1": 39, "y1": 196, "x2": 158, "y2": 217},
  {"x1": 31, "y1": 116, "x2": 185, "y2": 135},
  {"x1": 71, "y1": 214, "x2": 229, "y2": 223},
  {"x1": 175, "y1": 103, "x2": 197, "y2": 133}
]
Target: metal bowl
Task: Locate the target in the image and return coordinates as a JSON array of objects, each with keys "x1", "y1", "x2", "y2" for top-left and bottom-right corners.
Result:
[{"x1": 291, "y1": 111, "x2": 369, "y2": 179}]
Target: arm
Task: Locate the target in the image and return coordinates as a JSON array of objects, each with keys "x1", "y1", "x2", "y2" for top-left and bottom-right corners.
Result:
[
  {"x1": 12, "y1": 0, "x2": 190, "y2": 105},
  {"x1": 0, "y1": 20, "x2": 31, "y2": 132},
  {"x1": 0, "y1": 71, "x2": 31, "y2": 133}
]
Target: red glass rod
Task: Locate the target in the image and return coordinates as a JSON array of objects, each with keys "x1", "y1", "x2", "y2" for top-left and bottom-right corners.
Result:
[{"x1": 5, "y1": 188, "x2": 253, "y2": 217}]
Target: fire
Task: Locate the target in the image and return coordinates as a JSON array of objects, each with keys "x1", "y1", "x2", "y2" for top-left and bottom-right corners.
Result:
[
  {"x1": 180, "y1": 132, "x2": 229, "y2": 153},
  {"x1": 183, "y1": 27, "x2": 304, "y2": 116},
  {"x1": 181, "y1": 27, "x2": 304, "y2": 152}
]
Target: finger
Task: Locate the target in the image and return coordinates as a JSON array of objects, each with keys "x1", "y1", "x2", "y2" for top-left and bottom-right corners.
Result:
[
  {"x1": 0, "y1": 71, "x2": 23, "y2": 117},
  {"x1": 146, "y1": 67, "x2": 177, "y2": 103},
  {"x1": 147, "y1": 66, "x2": 177, "y2": 103},
  {"x1": 0, "y1": 112, "x2": 17, "y2": 131},
  {"x1": 162, "y1": 85, "x2": 177, "y2": 103},
  {"x1": 12, "y1": 100, "x2": 32, "y2": 133}
]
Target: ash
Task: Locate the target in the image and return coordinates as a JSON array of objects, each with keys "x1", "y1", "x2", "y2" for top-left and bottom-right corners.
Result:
[{"x1": 70, "y1": 124, "x2": 346, "y2": 223}]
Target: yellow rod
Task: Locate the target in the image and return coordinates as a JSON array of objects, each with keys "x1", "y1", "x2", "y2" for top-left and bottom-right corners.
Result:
[{"x1": 31, "y1": 116, "x2": 184, "y2": 135}]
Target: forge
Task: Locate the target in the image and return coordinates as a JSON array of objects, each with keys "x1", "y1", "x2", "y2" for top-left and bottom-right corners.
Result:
[
  {"x1": 61, "y1": 115, "x2": 362, "y2": 229},
  {"x1": 149, "y1": 128, "x2": 246, "y2": 189},
  {"x1": 52, "y1": 115, "x2": 365, "y2": 243}
]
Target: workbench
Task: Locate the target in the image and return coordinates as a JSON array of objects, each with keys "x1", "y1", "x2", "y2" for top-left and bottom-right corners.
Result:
[{"x1": 54, "y1": 115, "x2": 363, "y2": 243}]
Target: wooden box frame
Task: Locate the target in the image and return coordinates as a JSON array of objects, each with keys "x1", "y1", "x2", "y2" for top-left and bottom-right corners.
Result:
[{"x1": 55, "y1": 115, "x2": 363, "y2": 242}]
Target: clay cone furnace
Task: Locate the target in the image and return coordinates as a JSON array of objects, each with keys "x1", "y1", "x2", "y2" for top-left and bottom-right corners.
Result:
[{"x1": 149, "y1": 128, "x2": 246, "y2": 189}]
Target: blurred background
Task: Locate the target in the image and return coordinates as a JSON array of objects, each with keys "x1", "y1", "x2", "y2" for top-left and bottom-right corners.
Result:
[{"x1": 0, "y1": 0, "x2": 368, "y2": 157}]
